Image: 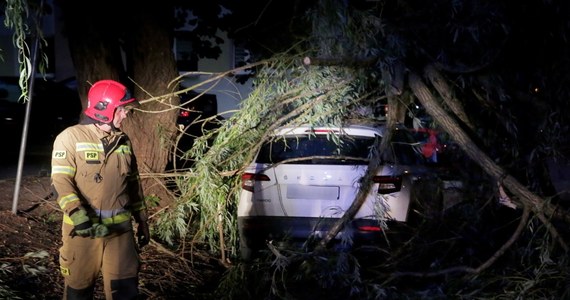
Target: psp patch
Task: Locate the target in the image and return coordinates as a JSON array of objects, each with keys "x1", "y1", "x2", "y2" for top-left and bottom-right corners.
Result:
[
  {"x1": 85, "y1": 151, "x2": 99, "y2": 161},
  {"x1": 60, "y1": 266, "x2": 70, "y2": 276},
  {"x1": 53, "y1": 150, "x2": 67, "y2": 159}
]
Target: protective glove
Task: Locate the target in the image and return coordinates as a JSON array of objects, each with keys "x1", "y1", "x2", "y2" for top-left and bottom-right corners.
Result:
[
  {"x1": 136, "y1": 221, "x2": 150, "y2": 248},
  {"x1": 70, "y1": 209, "x2": 110, "y2": 238},
  {"x1": 74, "y1": 223, "x2": 110, "y2": 238},
  {"x1": 69, "y1": 209, "x2": 92, "y2": 237},
  {"x1": 90, "y1": 223, "x2": 110, "y2": 238}
]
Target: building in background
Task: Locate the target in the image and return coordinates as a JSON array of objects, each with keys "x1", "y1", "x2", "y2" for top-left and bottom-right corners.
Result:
[
  {"x1": 0, "y1": 2, "x2": 252, "y2": 118},
  {"x1": 175, "y1": 29, "x2": 252, "y2": 119}
]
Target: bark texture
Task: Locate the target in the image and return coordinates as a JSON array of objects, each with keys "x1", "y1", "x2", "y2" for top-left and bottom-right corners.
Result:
[
  {"x1": 424, "y1": 65, "x2": 474, "y2": 130},
  {"x1": 123, "y1": 1, "x2": 180, "y2": 205}
]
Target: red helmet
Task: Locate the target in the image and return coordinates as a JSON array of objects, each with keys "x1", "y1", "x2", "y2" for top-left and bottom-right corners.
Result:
[{"x1": 85, "y1": 80, "x2": 139, "y2": 123}]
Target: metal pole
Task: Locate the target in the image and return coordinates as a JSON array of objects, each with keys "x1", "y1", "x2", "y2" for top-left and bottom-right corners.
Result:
[{"x1": 12, "y1": 1, "x2": 43, "y2": 214}]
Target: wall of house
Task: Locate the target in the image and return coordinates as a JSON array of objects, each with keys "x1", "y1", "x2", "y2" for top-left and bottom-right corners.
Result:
[{"x1": 180, "y1": 30, "x2": 252, "y2": 119}]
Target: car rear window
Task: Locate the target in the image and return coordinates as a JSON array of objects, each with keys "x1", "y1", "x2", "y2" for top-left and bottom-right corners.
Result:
[{"x1": 256, "y1": 135, "x2": 375, "y2": 165}]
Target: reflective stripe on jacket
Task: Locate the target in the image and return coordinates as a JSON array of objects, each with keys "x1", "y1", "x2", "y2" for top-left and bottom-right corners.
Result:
[{"x1": 51, "y1": 124, "x2": 146, "y2": 228}]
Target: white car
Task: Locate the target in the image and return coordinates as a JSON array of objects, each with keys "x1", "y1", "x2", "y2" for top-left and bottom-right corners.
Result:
[{"x1": 237, "y1": 124, "x2": 425, "y2": 259}]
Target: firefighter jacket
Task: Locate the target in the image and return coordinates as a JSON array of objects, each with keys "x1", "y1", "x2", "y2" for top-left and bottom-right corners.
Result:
[{"x1": 51, "y1": 123, "x2": 147, "y2": 234}]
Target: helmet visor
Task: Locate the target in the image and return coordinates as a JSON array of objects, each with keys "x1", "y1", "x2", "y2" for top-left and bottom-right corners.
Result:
[{"x1": 119, "y1": 89, "x2": 140, "y2": 108}]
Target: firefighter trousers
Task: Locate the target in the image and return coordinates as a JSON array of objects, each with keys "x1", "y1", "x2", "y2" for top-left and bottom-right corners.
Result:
[{"x1": 59, "y1": 228, "x2": 140, "y2": 299}]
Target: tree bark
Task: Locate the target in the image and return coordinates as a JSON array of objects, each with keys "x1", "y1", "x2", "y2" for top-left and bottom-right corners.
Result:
[
  {"x1": 122, "y1": 1, "x2": 180, "y2": 205},
  {"x1": 424, "y1": 65, "x2": 474, "y2": 130},
  {"x1": 60, "y1": 0, "x2": 125, "y2": 107}
]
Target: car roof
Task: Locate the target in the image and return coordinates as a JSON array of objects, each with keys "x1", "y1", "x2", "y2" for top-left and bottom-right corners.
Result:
[{"x1": 271, "y1": 124, "x2": 385, "y2": 137}]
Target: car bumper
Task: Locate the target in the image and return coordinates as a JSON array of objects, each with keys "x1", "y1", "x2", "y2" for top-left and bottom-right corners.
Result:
[{"x1": 238, "y1": 216, "x2": 387, "y2": 249}]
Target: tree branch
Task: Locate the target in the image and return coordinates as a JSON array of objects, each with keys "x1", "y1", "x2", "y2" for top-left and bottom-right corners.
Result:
[
  {"x1": 424, "y1": 65, "x2": 474, "y2": 130},
  {"x1": 303, "y1": 55, "x2": 378, "y2": 68},
  {"x1": 316, "y1": 97, "x2": 399, "y2": 250},
  {"x1": 473, "y1": 203, "x2": 530, "y2": 273},
  {"x1": 409, "y1": 69, "x2": 568, "y2": 252}
]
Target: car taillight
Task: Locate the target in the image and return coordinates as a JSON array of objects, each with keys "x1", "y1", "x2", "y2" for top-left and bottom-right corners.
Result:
[
  {"x1": 179, "y1": 110, "x2": 190, "y2": 118},
  {"x1": 372, "y1": 175, "x2": 402, "y2": 194},
  {"x1": 241, "y1": 173, "x2": 270, "y2": 192},
  {"x1": 357, "y1": 225, "x2": 382, "y2": 232}
]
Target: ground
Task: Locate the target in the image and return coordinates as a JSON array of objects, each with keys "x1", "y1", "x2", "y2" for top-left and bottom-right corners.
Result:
[
  {"x1": 2, "y1": 166, "x2": 569, "y2": 299},
  {"x1": 0, "y1": 175, "x2": 226, "y2": 299}
]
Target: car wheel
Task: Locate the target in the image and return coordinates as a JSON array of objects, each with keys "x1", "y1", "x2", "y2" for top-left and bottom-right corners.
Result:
[{"x1": 239, "y1": 238, "x2": 257, "y2": 261}]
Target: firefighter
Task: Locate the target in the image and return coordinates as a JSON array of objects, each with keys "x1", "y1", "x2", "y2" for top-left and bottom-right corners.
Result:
[{"x1": 51, "y1": 79, "x2": 150, "y2": 299}]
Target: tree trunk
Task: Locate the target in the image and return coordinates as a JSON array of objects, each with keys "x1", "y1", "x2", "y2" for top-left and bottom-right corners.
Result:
[
  {"x1": 60, "y1": 0, "x2": 125, "y2": 107},
  {"x1": 122, "y1": 1, "x2": 180, "y2": 205},
  {"x1": 62, "y1": 1, "x2": 180, "y2": 205}
]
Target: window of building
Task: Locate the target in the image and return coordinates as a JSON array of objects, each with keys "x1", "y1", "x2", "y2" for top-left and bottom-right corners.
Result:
[{"x1": 174, "y1": 34, "x2": 198, "y2": 71}]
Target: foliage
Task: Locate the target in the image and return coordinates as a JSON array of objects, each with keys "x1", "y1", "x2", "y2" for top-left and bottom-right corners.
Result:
[
  {"x1": 154, "y1": 1, "x2": 396, "y2": 256},
  {"x1": 215, "y1": 248, "x2": 378, "y2": 300},
  {"x1": 0, "y1": 263, "x2": 22, "y2": 299},
  {"x1": 2, "y1": 0, "x2": 49, "y2": 102},
  {"x1": 0, "y1": 250, "x2": 50, "y2": 299},
  {"x1": 155, "y1": 53, "x2": 378, "y2": 252},
  {"x1": 3, "y1": 0, "x2": 31, "y2": 100},
  {"x1": 211, "y1": 185, "x2": 570, "y2": 299},
  {"x1": 150, "y1": 2, "x2": 570, "y2": 298},
  {"x1": 157, "y1": 0, "x2": 570, "y2": 260},
  {"x1": 1, "y1": 0, "x2": 569, "y2": 297}
]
